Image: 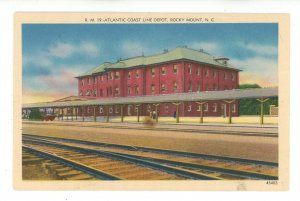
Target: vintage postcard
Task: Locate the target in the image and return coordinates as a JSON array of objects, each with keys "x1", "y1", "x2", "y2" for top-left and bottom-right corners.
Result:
[{"x1": 14, "y1": 12, "x2": 289, "y2": 190}]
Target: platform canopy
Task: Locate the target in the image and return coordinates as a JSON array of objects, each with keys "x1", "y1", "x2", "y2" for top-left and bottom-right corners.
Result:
[{"x1": 22, "y1": 87, "x2": 278, "y2": 109}]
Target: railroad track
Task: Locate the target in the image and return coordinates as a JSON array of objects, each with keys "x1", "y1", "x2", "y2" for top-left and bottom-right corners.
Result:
[
  {"x1": 22, "y1": 134, "x2": 278, "y2": 180},
  {"x1": 23, "y1": 121, "x2": 278, "y2": 137}
]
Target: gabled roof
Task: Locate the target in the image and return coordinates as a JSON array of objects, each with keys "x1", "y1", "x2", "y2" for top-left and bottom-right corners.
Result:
[{"x1": 76, "y1": 46, "x2": 240, "y2": 78}]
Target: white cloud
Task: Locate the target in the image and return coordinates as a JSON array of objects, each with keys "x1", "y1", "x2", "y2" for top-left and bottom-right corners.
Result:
[
  {"x1": 23, "y1": 53, "x2": 52, "y2": 67},
  {"x1": 48, "y1": 42, "x2": 76, "y2": 58},
  {"x1": 232, "y1": 56, "x2": 278, "y2": 86},
  {"x1": 121, "y1": 41, "x2": 149, "y2": 58},
  {"x1": 238, "y1": 43, "x2": 277, "y2": 57},
  {"x1": 80, "y1": 42, "x2": 100, "y2": 57},
  {"x1": 47, "y1": 41, "x2": 100, "y2": 58},
  {"x1": 189, "y1": 41, "x2": 221, "y2": 55}
]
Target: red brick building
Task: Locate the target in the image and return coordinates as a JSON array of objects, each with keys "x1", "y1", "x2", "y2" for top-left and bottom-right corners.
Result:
[{"x1": 75, "y1": 47, "x2": 240, "y2": 117}]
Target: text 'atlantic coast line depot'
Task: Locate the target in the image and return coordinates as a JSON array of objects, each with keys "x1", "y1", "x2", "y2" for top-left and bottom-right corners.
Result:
[{"x1": 22, "y1": 46, "x2": 278, "y2": 124}]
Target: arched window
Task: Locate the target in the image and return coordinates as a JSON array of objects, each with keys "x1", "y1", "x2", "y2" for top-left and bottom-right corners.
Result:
[{"x1": 99, "y1": 106, "x2": 103, "y2": 114}]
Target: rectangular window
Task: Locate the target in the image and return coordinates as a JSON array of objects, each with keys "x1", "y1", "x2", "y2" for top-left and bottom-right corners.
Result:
[
  {"x1": 205, "y1": 84, "x2": 209, "y2": 91},
  {"x1": 99, "y1": 89, "x2": 103, "y2": 96},
  {"x1": 135, "y1": 85, "x2": 139, "y2": 94},
  {"x1": 94, "y1": 76, "x2": 97, "y2": 84},
  {"x1": 188, "y1": 64, "x2": 192, "y2": 74},
  {"x1": 108, "y1": 72, "x2": 113, "y2": 80},
  {"x1": 93, "y1": 89, "x2": 97, "y2": 97},
  {"x1": 161, "y1": 84, "x2": 166, "y2": 92},
  {"x1": 127, "y1": 86, "x2": 131, "y2": 95},
  {"x1": 187, "y1": 103, "x2": 192, "y2": 112},
  {"x1": 188, "y1": 82, "x2": 192, "y2": 92},
  {"x1": 232, "y1": 104, "x2": 236, "y2": 113},
  {"x1": 173, "y1": 82, "x2": 178, "y2": 92},
  {"x1": 224, "y1": 72, "x2": 228, "y2": 80},
  {"x1": 204, "y1": 103, "x2": 208, "y2": 111},
  {"x1": 151, "y1": 68, "x2": 155, "y2": 77},
  {"x1": 197, "y1": 83, "x2": 201, "y2": 92},
  {"x1": 151, "y1": 84, "x2": 155, "y2": 94},
  {"x1": 196, "y1": 67, "x2": 201, "y2": 76},
  {"x1": 81, "y1": 79, "x2": 84, "y2": 86},
  {"x1": 136, "y1": 70, "x2": 139, "y2": 78},
  {"x1": 173, "y1": 64, "x2": 177, "y2": 74},
  {"x1": 205, "y1": 68, "x2": 209, "y2": 77},
  {"x1": 161, "y1": 66, "x2": 166, "y2": 75},
  {"x1": 231, "y1": 73, "x2": 235, "y2": 81},
  {"x1": 115, "y1": 106, "x2": 119, "y2": 114},
  {"x1": 115, "y1": 72, "x2": 120, "y2": 80},
  {"x1": 213, "y1": 70, "x2": 217, "y2": 79},
  {"x1": 88, "y1": 77, "x2": 91, "y2": 85},
  {"x1": 213, "y1": 103, "x2": 217, "y2": 112},
  {"x1": 115, "y1": 87, "x2": 120, "y2": 96},
  {"x1": 165, "y1": 104, "x2": 169, "y2": 112},
  {"x1": 127, "y1": 72, "x2": 131, "y2": 79},
  {"x1": 213, "y1": 84, "x2": 218, "y2": 91}
]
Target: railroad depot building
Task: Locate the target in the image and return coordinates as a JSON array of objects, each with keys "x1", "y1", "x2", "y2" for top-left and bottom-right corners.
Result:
[{"x1": 75, "y1": 46, "x2": 241, "y2": 117}]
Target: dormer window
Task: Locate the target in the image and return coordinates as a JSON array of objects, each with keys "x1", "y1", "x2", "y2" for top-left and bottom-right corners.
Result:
[{"x1": 215, "y1": 57, "x2": 229, "y2": 65}]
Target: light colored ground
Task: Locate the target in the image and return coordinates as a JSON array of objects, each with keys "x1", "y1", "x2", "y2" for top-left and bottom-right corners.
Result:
[
  {"x1": 22, "y1": 121, "x2": 278, "y2": 162},
  {"x1": 109, "y1": 116, "x2": 278, "y2": 124},
  {"x1": 56, "y1": 115, "x2": 278, "y2": 125}
]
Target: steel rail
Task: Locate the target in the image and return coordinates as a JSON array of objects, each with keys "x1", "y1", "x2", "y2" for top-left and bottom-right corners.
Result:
[
  {"x1": 23, "y1": 134, "x2": 278, "y2": 167},
  {"x1": 22, "y1": 145, "x2": 121, "y2": 180},
  {"x1": 23, "y1": 137, "x2": 277, "y2": 180},
  {"x1": 23, "y1": 139, "x2": 222, "y2": 180}
]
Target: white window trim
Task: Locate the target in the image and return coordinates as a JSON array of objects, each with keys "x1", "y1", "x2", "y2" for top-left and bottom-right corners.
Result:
[
  {"x1": 213, "y1": 103, "x2": 217, "y2": 112},
  {"x1": 204, "y1": 103, "x2": 209, "y2": 112},
  {"x1": 99, "y1": 106, "x2": 104, "y2": 114},
  {"x1": 187, "y1": 104, "x2": 192, "y2": 112},
  {"x1": 109, "y1": 107, "x2": 113, "y2": 114}
]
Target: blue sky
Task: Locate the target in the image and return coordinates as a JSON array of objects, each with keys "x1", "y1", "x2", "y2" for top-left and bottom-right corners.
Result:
[{"x1": 22, "y1": 23, "x2": 278, "y2": 103}]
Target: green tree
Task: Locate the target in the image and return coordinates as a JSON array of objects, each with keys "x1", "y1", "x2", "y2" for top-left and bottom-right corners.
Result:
[
  {"x1": 28, "y1": 108, "x2": 43, "y2": 120},
  {"x1": 238, "y1": 84, "x2": 278, "y2": 115}
]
